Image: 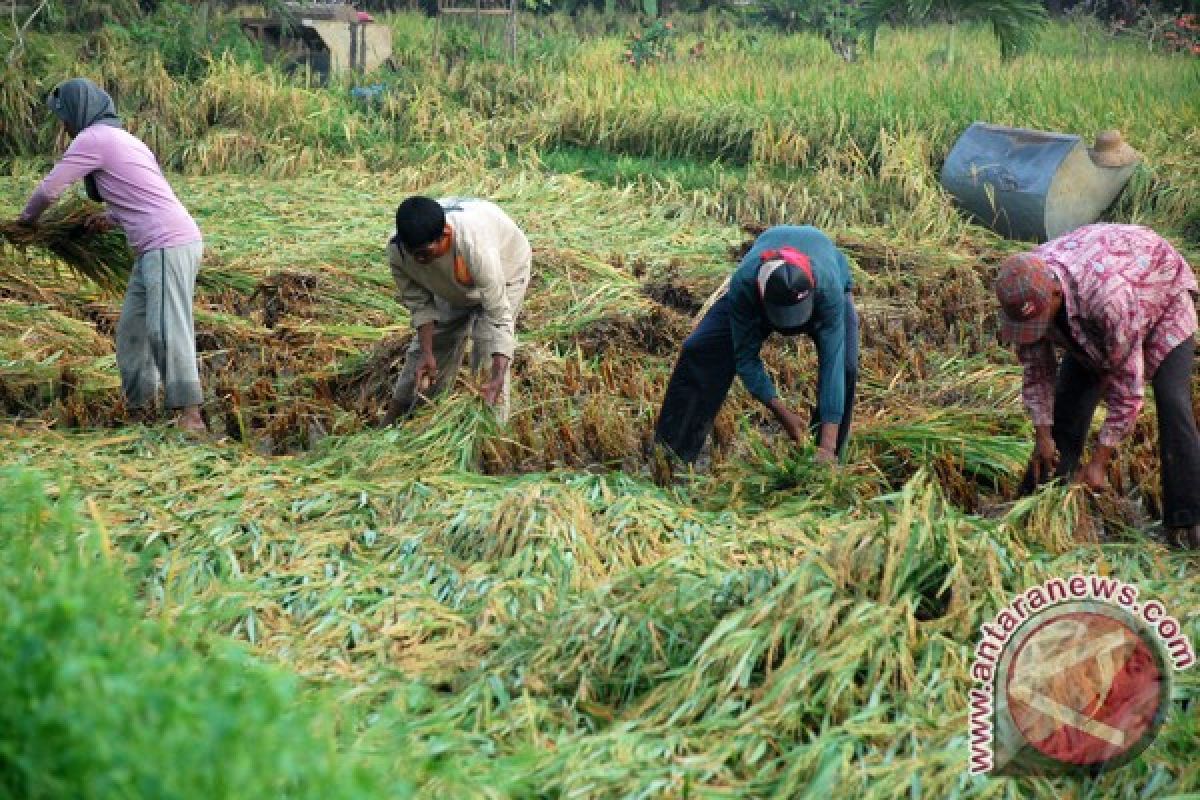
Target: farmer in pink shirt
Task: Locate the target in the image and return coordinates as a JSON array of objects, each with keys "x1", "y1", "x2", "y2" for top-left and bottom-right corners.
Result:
[
  {"x1": 17, "y1": 78, "x2": 206, "y2": 432},
  {"x1": 996, "y1": 224, "x2": 1199, "y2": 548}
]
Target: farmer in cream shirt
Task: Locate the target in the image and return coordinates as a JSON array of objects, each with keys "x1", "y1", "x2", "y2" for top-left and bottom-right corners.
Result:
[{"x1": 383, "y1": 196, "x2": 531, "y2": 425}]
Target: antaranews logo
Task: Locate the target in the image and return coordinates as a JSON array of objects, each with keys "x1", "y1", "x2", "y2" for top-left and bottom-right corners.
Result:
[{"x1": 967, "y1": 575, "x2": 1194, "y2": 777}]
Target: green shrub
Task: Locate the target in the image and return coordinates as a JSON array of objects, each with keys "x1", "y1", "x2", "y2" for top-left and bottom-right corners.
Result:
[
  {"x1": 0, "y1": 468, "x2": 392, "y2": 800},
  {"x1": 115, "y1": 1, "x2": 262, "y2": 79},
  {"x1": 621, "y1": 17, "x2": 675, "y2": 67},
  {"x1": 33, "y1": 0, "x2": 143, "y2": 32}
]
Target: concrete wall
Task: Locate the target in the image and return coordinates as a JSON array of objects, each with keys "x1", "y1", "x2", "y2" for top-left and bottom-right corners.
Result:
[
  {"x1": 305, "y1": 19, "x2": 392, "y2": 73},
  {"x1": 362, "y1": 25, "x2": 392, "y2": 72}
]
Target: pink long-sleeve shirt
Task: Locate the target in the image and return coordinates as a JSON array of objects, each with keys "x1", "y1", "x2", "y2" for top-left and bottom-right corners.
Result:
[
  {"x1": 1017, "y1": 224, "x2": 1198, "y2": 447},
  {"x1": 20, "y1": 125, "x2": 201, "y2": 256}
]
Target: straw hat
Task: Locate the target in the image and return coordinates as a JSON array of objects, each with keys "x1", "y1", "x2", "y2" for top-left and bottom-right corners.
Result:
[{"x1": 1089, "y1": 130, "x2": 1141, "y2": 168}]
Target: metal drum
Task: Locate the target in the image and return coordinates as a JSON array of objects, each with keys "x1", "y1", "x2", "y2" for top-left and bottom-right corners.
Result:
[{"x1": 940, "y1": 122, "x2": 1140, "y2": 242}]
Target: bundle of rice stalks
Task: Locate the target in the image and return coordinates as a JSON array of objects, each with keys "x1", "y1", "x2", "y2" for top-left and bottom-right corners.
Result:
[
  {"x1": 0, "y1": 197, "x2": 133, "y2": 294},
  {"x1": 855, "y1": 409, "x2": 1029, "y2": 506},
  {"x1": 1001, "y1": 481, "x2": 1122, "y2": 549}
]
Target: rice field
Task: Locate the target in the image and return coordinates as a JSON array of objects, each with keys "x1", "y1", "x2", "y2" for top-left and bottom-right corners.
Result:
[{"x1": 1, "y1": 12, "x2": 1198, "y2": 800}]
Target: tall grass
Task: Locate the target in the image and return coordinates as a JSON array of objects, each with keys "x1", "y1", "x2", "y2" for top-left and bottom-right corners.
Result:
[{"x1": 2, "y1": 17, "x2": 1197, "y2": 239}]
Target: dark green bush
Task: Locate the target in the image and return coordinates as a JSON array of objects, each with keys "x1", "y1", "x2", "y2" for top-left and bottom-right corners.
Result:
[{"x1": 33, "y1": 0, "x2": 143, "y2": 32}]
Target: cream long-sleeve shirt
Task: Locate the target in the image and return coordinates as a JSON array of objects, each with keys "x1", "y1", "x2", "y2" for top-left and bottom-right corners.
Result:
[{"x1": 387, "y1": 198, "x2": 531, "y2": 359}]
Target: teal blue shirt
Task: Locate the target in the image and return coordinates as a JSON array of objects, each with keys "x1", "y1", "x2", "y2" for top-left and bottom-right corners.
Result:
[{"x1": 727, "y1": 226, "x2": 854, "y2": 423}]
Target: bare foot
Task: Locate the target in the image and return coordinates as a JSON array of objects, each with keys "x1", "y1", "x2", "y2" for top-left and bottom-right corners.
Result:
[{"x1": 174, "y1": 407, "x2": 207, "y2": 434}]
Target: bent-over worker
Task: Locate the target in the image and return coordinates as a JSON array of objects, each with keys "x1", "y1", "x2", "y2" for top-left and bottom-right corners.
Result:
[
  {"x1": 383, "y1": 196, "x2": 531, "y2": 425},
  {"x1": 654, "y1": 225, "x2": 859, "y2": 465},
  {"x1": 996, "y1": 223, "x2": 1200, "y2": 548},
  {"x1": 16, "y1": 78, "x2": 206, "y2": 432}
]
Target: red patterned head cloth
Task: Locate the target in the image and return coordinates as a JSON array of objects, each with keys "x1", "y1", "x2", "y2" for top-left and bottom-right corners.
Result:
[{"x1": 996, "y1": 253, "x2": 1057, "y2": 345}]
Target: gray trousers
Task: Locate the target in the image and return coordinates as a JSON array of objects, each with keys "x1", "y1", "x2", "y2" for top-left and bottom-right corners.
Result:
[
  {"x1": 390, "y1": 277, "x2": 528, "y2": 424},
  {"x1": 116, "y1": 242, "x2": 204, "y2": 410}
]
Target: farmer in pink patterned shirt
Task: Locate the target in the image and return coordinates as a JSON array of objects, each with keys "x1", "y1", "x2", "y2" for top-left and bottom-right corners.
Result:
[
  {"x1": 15, "y1": 78, "x2": 206, "y2": 432},
  {"x1": 996, "y1": 223, "x2": 1199, "y2": 548}
]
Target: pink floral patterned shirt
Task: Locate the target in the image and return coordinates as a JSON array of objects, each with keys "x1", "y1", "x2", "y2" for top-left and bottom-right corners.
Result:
[{"x1": 1017, "y1": 224, "x2": 1198, "y2": 447}]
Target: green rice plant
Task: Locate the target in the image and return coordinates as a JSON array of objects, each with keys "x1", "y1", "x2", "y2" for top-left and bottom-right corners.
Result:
[
  {"x1": 486, "y1": 564, "x2": 724, "y2": 711},
  {"x1": 0, "y1": 299, "x2": 118, "y2": 420},
  {"x1": 1001, "y1": 480, "x2": 1103, "y2": 550},
  {"x1": 854, "y1": 408, "x2": 1030, "y2": 498}
]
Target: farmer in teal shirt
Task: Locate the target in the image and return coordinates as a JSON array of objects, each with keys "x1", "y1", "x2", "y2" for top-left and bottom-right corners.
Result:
[{"x1": 654, "y1": 225, "x2": 859, "y2": 464}]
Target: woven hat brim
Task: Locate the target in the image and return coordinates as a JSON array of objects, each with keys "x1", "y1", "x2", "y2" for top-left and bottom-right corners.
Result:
[{"x1": 1089, "y1": 143, "x2": 1140, "y2": 168}]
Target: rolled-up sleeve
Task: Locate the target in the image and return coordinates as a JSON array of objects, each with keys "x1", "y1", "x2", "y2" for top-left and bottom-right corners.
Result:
[
  {"x1": 810, "y1": 291, "x2": 846, "y2": 424},
  {"x1": 1017, "y1": 340, "x2": 1057, "y2": 428},
  {"x1": 388, "y1": 251, "x2": 439, "y2": 330},
  {"x1": 729, "y1": 286, "x2": 776, "y2": 404},
  {"x1": 471, "y1": 246, "x2": 516, "y2": 359},
  {"x1": 1097, "y1": 288, "x2": 1145, "y2": 447},
  {"x1": 20, "y1": 132, "x2": 105, "y2": 223}
]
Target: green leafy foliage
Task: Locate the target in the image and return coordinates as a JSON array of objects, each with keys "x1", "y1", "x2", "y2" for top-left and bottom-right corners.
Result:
[
  {"x1": 860, "y1": 0, "x2": 1048, "y2": 57},
  {"x1": 755, "y1": 0, "x2": 866, "y2": 60},
  {"x1": 114, "y1": 1, "x2": 261, "y2": 79},
  {"x1": 622, "y1": 17, "x2": 675, "y2": 66},
  {"x1": 32, "y1": 0, "x2": 143, "y2": 32}
]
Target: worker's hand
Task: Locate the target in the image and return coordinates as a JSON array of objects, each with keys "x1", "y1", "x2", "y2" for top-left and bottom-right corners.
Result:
[
  {"x1": 1076, "y1": 458, "x2": 1108, "y2": 492},
  {"x1": 779, "y1": 408, "x2": 806, "y2": 445},
  {"x1": 766, "y1": 398, "x2": 806, "y2": 445},
  {"x1": 414, "y1": 351, "x2": 438, "y2": 391},
  {"x1": 480, "y1": 374, "x2": 505, "y2": 406},
  {"x1": 1031, "y1": 428, "x2": 1059, "y2": 483},
  {"x1": 82, "y1": 212, "x2": 113, "y2": 235}
]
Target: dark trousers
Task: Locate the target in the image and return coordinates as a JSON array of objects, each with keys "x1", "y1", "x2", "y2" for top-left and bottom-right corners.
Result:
[
  {"x1": 654, "y1": 293, "x2": 859, "y2": 464},
  {"x1": 1018, "y1": 336, "x2": 1200, "y2": 528}
]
